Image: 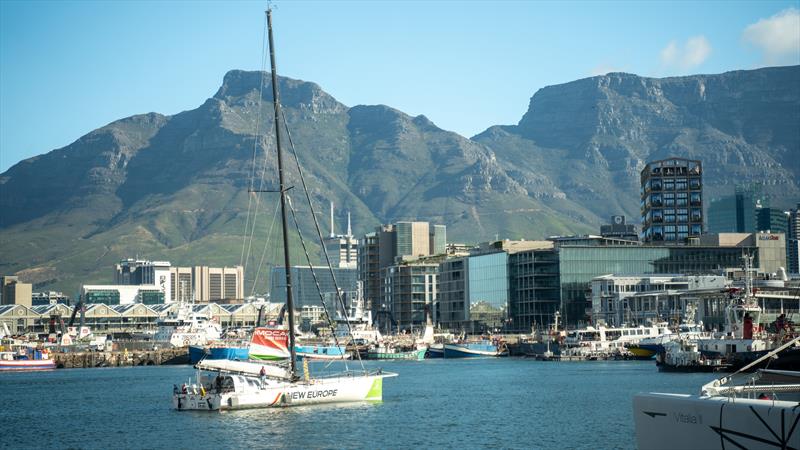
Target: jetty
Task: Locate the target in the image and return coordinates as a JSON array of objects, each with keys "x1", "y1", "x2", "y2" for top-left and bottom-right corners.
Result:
[{"x1": 51, "y1": 347, "x2": 189, "y2": 369}]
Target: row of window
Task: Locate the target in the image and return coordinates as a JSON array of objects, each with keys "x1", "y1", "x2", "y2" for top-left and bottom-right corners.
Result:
[
  {"x1": 644, "y1": 177, "x2": 702, "y2": 191},
  {"x1": 645, "y1": 192, "x2": 702, "y2": 207}
]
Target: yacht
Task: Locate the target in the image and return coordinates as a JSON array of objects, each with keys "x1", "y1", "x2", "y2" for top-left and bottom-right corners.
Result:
[
  {"x1": 153, "y1": 302, "x2": 222, "y2": 348},
  {"x1": 634, "y1": 337, "x2": 800, "y2": 449}
]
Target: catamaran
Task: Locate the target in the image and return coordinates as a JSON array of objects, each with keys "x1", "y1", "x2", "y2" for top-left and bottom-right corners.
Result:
[
  {"x1": 172, "y1": 8, "x2": 395, "y2": 411},
  {"x1": 633, "y1": 336, "x2": 800, "y2": 449}
]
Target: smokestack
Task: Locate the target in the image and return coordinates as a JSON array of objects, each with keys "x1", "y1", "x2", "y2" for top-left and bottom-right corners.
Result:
[
  {"x1": 330, "y1": 201, "x2": 335, "y2": 238},
  {"x1": 347, "y1": 211, "x2": 352, "y2": 236}
]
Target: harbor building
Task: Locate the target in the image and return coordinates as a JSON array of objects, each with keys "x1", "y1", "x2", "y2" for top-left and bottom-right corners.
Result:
[
  {"x1": 31, "y1": 291, "x2": 71, "y2": 306},
  {"x1": 358, "y1": 221, "x2": 446, "y2": 319},
  {"x1": 1, "y1": 276, "x2": 32, "y2": 308},
  {"x1": 600, "y1": 215, "x2": 639, "y2": 242},
  {"x1": 0, "y1": 301, "x2": 277, "y2": 335},
  {"x1": 81, "y1": 285, "x2": 166, "y2": 305},
  {"x1": 589, "y1": 274, "x2": 727, "y2": 326},
  {"x1": 269, "y1": 266, "x2": 358, "y2": 310},
  {"x1": 380, "y1": 260, "x2": 439, "y2": 332},
  {"x1": 115, "y1": 259, "x2": 244, "y2": 303},
  {"x1": 640, "y1": 157, "x2": 703, "y2": 244},
  {"x1": 438, "y1": 250, "x2": 510, "y2": 333}
]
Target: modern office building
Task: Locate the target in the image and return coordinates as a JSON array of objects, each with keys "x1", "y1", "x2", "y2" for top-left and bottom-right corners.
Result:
[
  {"x1": 358, "y1": 221, "x2": 446, "y2": 318},
  {"x1": 437, "y1": 251, "x2": 510, "y2": 333},
  {"x1": 640, "y1": 157, "x2": 703, "y2": 244},
  {"x1": 589, "y1": 274, "x2": 727, "y2": 326},
  {"x1": 508, "y1": 246, "x2": 560, "y2": 332},
  {"x1": 115, "y1": 259, "x2": 172, "y2": 300},
  {"x1": 599, "y1": 215, "x2": 639, "y2": 242},
  {"x1": 114, "y1": 259, "x2": 244, "y2": 303},
  {"x1": 381, "y1": 261, "x2": 439, "y2": 331},
  {"x1": 756, "y1": 207, "x2": 788, "y2": 234},
  {"x1": 1, "y1": 276, "x2": 32, "y2": 308},
  {"x1": 707, "y1": 185, "x2": 761, "y2": 233},
  {"x1": 269, "y1": 266, "x2": 358, "y2": 310}
]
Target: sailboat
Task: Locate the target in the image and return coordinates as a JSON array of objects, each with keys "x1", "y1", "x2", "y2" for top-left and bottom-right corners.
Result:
[{"x1": 172, "y1": 8, "x2": 395, "y2": 411}]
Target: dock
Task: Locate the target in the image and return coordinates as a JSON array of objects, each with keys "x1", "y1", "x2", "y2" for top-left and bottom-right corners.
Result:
[{"x1": 51, "y1": 347, "x2": 189, "y2": 369}]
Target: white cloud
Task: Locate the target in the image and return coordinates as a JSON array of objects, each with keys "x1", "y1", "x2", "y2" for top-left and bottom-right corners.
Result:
[
  {"x1": 743, "y1": 8, "x2": 800, "y2": 65},
  {"x1": 660, "y1": 36, "x2": 712, "y2": 71}
]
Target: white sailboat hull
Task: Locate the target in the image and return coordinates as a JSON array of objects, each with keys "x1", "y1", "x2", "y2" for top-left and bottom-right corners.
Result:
[
  {"x1": 633, "y1": 392, "x2": 800, "y2": 449},
  {"x1": 174, "y1": 372, "x2": 396, "y2": 411}
]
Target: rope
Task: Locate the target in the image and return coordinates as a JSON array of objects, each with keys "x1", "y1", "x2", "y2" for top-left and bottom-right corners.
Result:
[
  {"x1": 280, "y1": 108, "x2": 365, "y2": 367},
  {"x1": 241, "y1": 18, "x2": 271, "y2": 272},
  {"x1": 249, "y1": 201, "x2": 281, "y2": 297},
  {"x1": 285, "y1": 195, "x2": 353, "y2": 371}
]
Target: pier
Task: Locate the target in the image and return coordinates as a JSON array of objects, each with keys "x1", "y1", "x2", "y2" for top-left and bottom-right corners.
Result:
[{"x1": 51, "y1": 347, "x2": 189, "y2": 369}]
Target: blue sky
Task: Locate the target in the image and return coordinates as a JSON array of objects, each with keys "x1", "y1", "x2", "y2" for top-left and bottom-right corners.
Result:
[{"x1": 1, "y1": 0, "x2": 798, "y2": 172}]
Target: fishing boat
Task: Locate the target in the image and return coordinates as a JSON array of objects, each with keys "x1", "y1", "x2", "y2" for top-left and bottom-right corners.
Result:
[
  {"x1": 444, "y1": 340, "x2": 508, "y2": 358},
  {"x1": 295, "y1": 344, "x2": 351, "y2": 360},
  {"x1": 633, "y1": 337, "x2": 800, "y2": 449},
  {"x1": 172, "y1": 8, "x2": 394, "y2": 411},
  {"x1": 0, "y1": 348, "x2": 56, "y2": 371},
  {"x1": 426, "y1": 344, "x2": 445, "y2": 358},
  {"x1": 367, "y1": 344, "x2": 426, "y2": 360}
]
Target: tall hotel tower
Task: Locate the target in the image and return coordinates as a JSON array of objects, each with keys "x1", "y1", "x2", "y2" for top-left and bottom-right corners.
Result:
[{"x1": 641, "y1": 158, "x2": 703, "y2": 244}]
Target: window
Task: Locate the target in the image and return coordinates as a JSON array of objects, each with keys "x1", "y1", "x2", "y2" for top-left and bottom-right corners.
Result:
[
  {"x1": 676, "y1": 192, "x2": 688, "y2": 206},
  {"x1": 691, "y1": 224, "x2": 702, "y2": 235},
  {"x1": 664, "y1": 209, "x2": 675, "y2": 223},
  {"x1": 652, "y1": 209, "x2": 663, "y2": 222},
  {"x1": 651, "y1": 178, "x2": 662, "y2": 190},
  {"x1": 677, "y1": 208, "x2": 688, "y2": 223},
  {"x1": 664, "y1": 180, "x2": 675, "y2": 190},
  {"x1": 689, "y1": 178, "x2": 701, "y2": 190},
  {"x1": 664, "y1": 193, "x2": 675, "y2": 206},
  {"x1": 651, "y1": 193, "x2": 662, "y2": 206},
  {"x1": 676, "y1": 178, "x2": 687, "y2": 190},
  {"x1": 691, "y1": 208, "x2": 702, "y2": 221},
  {"x1": 690, "y1": 192, "x2": 701, "y2": 206}
]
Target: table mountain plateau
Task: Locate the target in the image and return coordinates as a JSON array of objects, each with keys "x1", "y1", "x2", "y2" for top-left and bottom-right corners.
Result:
[{"x1": 1, "y1": 66, "x2": 797, "y2": 293}]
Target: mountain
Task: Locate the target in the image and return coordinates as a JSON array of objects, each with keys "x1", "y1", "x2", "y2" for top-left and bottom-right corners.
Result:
[
  {"x1": 474, "y1": 66, "x2": 800, "y2": 223},
  {"x1": 1, "y1": 66, "x2": 798, "y2": 294}
]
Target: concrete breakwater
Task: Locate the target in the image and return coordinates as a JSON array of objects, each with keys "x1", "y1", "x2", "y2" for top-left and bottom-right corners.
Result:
[{"x1": 52, "y1": 347, "x2": 189, "y2": 369}]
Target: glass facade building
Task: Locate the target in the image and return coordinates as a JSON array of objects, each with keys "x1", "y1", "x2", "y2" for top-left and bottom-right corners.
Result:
[
  {"x1": 509, "y1": 250, "x2": 560, "y2": 332},
  {"x1": 270, "y1": 267, "x2": 359, "y2": 310},
  {"x1": 555, "y1": 245, "x2": 757, "y2": 326}
]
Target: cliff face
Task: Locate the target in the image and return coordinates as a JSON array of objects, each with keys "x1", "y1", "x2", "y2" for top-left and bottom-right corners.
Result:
[
  {"x1": 1, "y1": 66, "x2": 798, "y2": 293},
  {"x1": 475, "y1": 66, "x2": 800, "y2": 222}
]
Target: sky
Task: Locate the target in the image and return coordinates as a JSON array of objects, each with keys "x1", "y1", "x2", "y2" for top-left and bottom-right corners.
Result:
[{"x1": 1, "y1": 1, "x2": 799, "y2": 172}]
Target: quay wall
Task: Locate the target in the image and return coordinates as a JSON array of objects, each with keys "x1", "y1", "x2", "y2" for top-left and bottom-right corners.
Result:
[{"x1": 52, "y1": 347, "x2": 189, "y2": 369}]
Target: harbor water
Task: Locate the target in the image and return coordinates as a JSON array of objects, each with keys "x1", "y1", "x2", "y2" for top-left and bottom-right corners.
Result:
[{"x1": 1, "y1": 358, "x2": 714, "y2": 449}]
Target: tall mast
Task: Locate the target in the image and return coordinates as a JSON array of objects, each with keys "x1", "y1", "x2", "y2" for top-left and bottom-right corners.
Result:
[{"x1": 266, "y1": 8, "x2": 298, "y2": 375}]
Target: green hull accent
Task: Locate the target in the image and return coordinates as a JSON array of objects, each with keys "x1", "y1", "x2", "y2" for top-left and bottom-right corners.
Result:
[
  {"x1": 367, "y1": 348, "x2": 426, "y2": 360},
  {"x1": 249, "y1": 355, "x2": 288, "y2": 361},
  {"x1": 365, "y1": 377, "x2": 383, "y2": 401}
]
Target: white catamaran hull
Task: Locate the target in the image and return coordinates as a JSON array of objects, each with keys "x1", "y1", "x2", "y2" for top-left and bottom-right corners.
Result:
[
  {"x1": 174, "y1": 373, "x2": 394, "y2": 411},
  {"x1": 633, "y1": 393, "x2": 800, "y2": 449}
]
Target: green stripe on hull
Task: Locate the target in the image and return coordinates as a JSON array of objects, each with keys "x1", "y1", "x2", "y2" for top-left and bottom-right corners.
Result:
[
  {"x1": 249, "y1": 355, "x2": 288, "y2": 361},
  {"x1": 365, "y1": 377, "x2": 382, "y2": 402}
]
